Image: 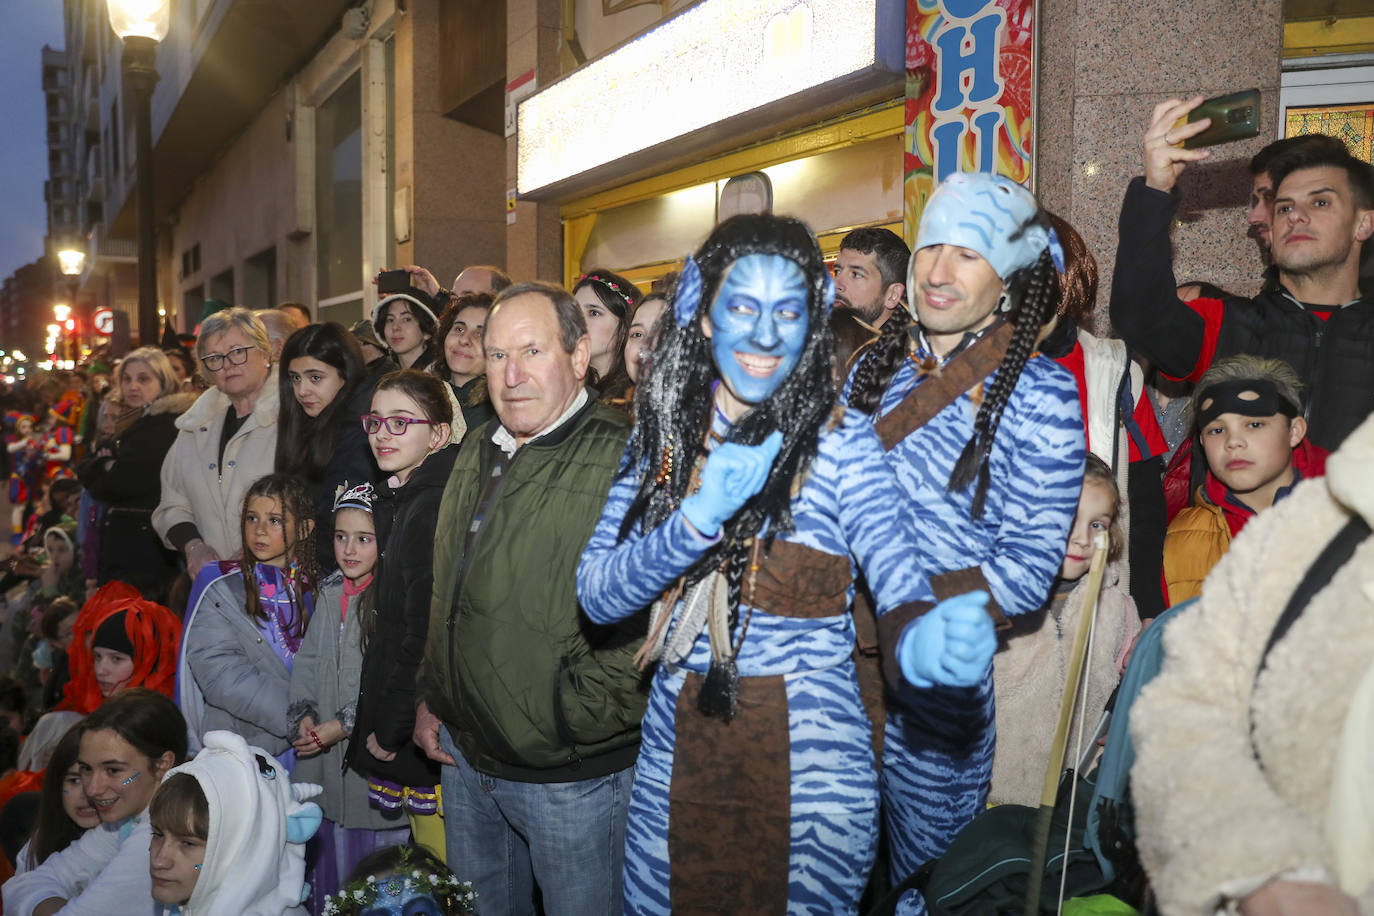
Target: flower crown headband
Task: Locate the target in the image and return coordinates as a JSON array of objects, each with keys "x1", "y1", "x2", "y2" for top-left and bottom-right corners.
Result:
[
  {"x1": 579, "y1": 273, "x2": 636, "y2": 308},
  {"x1": 321, "y1": 869, "x2": 477, "y2": 916}
]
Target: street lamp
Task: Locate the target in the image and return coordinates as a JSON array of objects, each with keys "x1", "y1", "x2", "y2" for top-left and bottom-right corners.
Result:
[
  {"x1": 106, "y1": 0, "x2": 170, "y2": 347},
  {"x1": 57, "y1": 246, "x2": 86, "y2": 364},
  {"x1": 57, "y1": 248, "x2": 86, "y2": 278}
]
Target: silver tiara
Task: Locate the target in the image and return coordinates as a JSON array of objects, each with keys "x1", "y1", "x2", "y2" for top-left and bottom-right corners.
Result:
[{"x1": 332, "y1": 481, "x2": 376, "y2": 513}]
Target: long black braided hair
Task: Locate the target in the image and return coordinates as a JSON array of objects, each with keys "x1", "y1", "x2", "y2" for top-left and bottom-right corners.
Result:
[
  {"x1": 849, "y1": 215, "x2": 1061, "y2": 519},
  {"x1": 618, "y1": 213, "x2": 836, "y2": 616}
]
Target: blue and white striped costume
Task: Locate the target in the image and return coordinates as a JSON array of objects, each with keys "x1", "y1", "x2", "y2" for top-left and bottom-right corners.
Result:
[
  {"x1": 578, "y1": 410, "x2": 941, "y2": 915},
  {"x1": 857, "y1": 351, "x2": 1084, "y2": 903}
]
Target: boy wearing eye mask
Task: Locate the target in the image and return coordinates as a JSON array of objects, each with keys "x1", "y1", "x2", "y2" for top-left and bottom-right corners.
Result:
[{"x1": 1162, "y1": 355, "x2": 1324, "y2": 604}]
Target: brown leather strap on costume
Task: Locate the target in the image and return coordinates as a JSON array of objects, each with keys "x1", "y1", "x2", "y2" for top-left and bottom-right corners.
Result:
[
  {"x1": 747, "y1": 541, "x2": 852, "y2": 619},
  {"x1": 932, "y1": 565, "x2": 1009, "y2": 630},
  {"x1": 874, "y1": 320, "x2": 1016, "y2": 450},
  {"x1": 876, "y1": 601, "x2": 935, "y2": 696}
]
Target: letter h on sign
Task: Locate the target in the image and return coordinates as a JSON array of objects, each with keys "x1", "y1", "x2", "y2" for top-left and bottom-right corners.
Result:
[{"x1": 930, "y1": 0, "x2": 1007, "y2": 181}]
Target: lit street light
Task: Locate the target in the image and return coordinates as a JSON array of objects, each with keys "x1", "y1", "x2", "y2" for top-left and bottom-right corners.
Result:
[
  {"x1": 57, "y1": 248, "x2": 86, "y2": 278},
  {"x1": 106, "y1": 0, "x2": 170, "y2": 347},
  {"x1": 57, "y1": 246, "x2": 86, "y2": 362}
]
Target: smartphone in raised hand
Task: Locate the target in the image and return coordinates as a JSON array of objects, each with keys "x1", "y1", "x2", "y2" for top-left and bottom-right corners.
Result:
[{"x1": 1178, "y1": 89, "x2": 1261, "y2": 149}]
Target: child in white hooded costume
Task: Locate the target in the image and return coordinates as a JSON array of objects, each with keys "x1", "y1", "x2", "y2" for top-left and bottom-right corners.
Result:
[{"x1": 148, "y1": 730, "x2": 321, "y2": 916}]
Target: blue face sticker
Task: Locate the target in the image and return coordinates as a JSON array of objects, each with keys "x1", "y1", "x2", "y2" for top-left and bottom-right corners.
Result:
[
  {"x1": 359, "y1": 878, "x2": 443, "y2": 916},
  {"x1": 706, "y1": 253, "x2": 809, "y2": 410}
]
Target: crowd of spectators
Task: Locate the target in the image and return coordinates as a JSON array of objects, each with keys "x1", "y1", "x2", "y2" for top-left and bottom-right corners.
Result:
[{"x1": 0, "y1": 96, "x2": 1368, "y2": 915}]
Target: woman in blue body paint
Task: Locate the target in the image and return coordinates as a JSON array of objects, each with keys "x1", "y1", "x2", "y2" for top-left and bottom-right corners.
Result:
[{"x1": 576, "y1": 214, "x2": 997, "y2": 915}]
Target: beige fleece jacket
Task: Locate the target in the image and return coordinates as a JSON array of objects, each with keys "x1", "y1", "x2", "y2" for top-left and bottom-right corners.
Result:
[
  {"x1": 1131, "y1": 412, "x2": 1374, "y2": 915},
  {"x1": 991, "y1": 568, "x2": 1139, "y2": 807}
]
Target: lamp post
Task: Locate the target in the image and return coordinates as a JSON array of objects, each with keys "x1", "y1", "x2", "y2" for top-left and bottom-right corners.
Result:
[
  {"x1": 53, "y1": 304, "x2": 72, "y2": 365},
  {"x1": 106, "y1": 0, "x2": 170, "y2": 347},
  {"x1": 57, "y1": 247, "x2": 85, "y2": 361}
]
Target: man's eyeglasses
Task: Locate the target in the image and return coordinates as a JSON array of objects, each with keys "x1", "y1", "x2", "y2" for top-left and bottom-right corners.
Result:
[
  {"x1": 200, "y1": 346, "x2": 253, "y2": 372},
  {"x1": 361, "y1": 414, "x2": 436, "y2": 436}
]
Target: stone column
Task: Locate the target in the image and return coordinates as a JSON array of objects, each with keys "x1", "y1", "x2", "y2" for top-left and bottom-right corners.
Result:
[
  {"x1": 506, "y1": 0, "x2": 564, "y2": 282},
  {"x1": 1035, "y1": 0, "x2": 1284, "y2": 328},
  {"x1": 396, "y1": 0, "x2": 507, "y2": 288}
]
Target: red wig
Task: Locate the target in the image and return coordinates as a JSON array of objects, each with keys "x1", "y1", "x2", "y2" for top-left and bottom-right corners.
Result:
[{"x1": 59, "y1": 582, "x2": 182, "y2": 714}]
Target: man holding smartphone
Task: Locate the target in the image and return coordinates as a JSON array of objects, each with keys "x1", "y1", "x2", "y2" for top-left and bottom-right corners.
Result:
[{"x1": 1110, "y1": 95, "x2": 1374, "y2": 452}]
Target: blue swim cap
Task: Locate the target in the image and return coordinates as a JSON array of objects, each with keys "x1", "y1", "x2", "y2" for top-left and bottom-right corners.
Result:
[{"x1": 912, "y1": 172, "x2": 1049, "y2": 281}]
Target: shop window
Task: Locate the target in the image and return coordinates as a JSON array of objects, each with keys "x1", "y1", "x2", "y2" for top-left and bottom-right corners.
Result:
[
  {"x1": 315, "y1": 71, "x2": 363, "y2": 306},
  {"x1": 1285, "y1": 103, "x2": 1374, "y2": 162},
  {"x1": 577, "y1": 133, "x2": 903, "y2": 275},
  {"x1": 209, "y1": 267, "x2": 234, "y2": 304},
  {"x1": 1279, "y1": 64, "x2": 1374, "y2": 163},
  {"x1": 183, "y1": 285, "x2": 204, "y2": 333},
  {"x1": 243, "y1": 246, "x2": 277, "y2": 310}
]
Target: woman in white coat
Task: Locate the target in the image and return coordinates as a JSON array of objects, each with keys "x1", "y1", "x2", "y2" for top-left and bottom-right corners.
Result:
[{"x1": 152, "y1": 308, "x2": 279, "y2": 580}]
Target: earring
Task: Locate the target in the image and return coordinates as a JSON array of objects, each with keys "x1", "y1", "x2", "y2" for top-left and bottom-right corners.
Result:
[{"x1": 997, "y1": 291, "x2": 1012, "y2": 313}]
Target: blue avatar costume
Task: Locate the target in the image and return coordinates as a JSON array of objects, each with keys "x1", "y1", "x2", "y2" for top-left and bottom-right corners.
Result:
[
  {"x1": 846, "y1": 173, "x2": 1085, "y2": 912},
  {"x1": 577, "y1": 216, "x2": 996, "y2": 915}
]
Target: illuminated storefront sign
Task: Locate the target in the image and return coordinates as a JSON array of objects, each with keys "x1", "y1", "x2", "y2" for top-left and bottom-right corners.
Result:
[
  {"x1": 517, "y1": 0, "x2": 902, "y2": 197},
  {"x1": 904, "y1": 0, "x2": 1036, "y2": 243}
]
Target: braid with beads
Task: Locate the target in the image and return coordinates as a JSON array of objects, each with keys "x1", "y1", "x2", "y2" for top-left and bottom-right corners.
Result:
[{"x1": 949, "y1": 245, "x2": 1060, "y2": 518}]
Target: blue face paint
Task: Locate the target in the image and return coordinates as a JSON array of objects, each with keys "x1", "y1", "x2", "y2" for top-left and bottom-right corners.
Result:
[
  {"x1": 706, "y1": 253, "x2": 809, "y2": 415},
  {"x1": 120, "y1": 772, "x2": 140, "y2": 787},
  {"x1": 359, "y1": 877, "x2": 443, "y2": 916}
]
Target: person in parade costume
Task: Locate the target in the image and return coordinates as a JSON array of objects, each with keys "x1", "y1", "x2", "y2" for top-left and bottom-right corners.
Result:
[
  {"x1": 321, "y1": 844, "x2": 476, "y2": 916},
  {"x1": 58, "y1": 582, "x2": 181, "y2": 714},
  {"x1": 178, "y1": 475, "x2": 318, "y2": 761},
  {"x1": 847, "y1": 172, "x2": 1085, "y2": 908},
  {"x1": 146, "y1": 729, "x2": 323, "y2": 916},
  {"x1": 577, "y1": 213, "x2": 997, "y2": 914},
  {"x1": 41, "y1": 400, "x2": 80, "y2": 483},
  {"x1": 7, "y1": 414, "x2": 42, "y2": 543},
  {"x1": 289, "y1": 483, "x2": 411, "y2": 907}
]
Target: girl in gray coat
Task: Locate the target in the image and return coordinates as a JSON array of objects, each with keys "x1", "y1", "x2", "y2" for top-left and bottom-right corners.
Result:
[
  {"x1": 288, "y1": 483, "x2": 409, "y2": 905},
  {"x1": 179, "y1": 474, "x2": 318, "y2": 761}
]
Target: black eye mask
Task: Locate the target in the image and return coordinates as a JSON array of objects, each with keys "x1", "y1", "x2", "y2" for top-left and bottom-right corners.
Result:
[{"x1": 1195, "y1": 378, "x2": 1299, "y2": 430}]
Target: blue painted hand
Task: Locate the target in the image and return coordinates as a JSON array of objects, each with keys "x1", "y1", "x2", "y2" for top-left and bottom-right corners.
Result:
[
  {"x1": 897, "y1": 590, "x2": 997, "y2": 689},
  {"x1": 680, "y1": 430, "x2": 784, "y2": 537}
]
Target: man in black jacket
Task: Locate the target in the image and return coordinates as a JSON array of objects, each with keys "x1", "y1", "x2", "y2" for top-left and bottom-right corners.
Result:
[{"x1": 1111, "y1": 95, "x2": 1374, "y2": 451}]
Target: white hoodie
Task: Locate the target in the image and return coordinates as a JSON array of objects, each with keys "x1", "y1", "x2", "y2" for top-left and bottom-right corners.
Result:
[{"x1": 166, "y1": 731, "x2": 321, "y2": 916}]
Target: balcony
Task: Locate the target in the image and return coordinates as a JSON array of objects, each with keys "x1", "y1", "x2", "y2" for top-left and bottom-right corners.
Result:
[{"x1": 90, "y1": 222, "x2": 137, "y2": 263}]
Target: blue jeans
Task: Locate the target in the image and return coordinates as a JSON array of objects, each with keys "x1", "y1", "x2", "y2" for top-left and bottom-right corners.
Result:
[{"x1": 439, "y1": 728, "x2": 632, "y2": 916}]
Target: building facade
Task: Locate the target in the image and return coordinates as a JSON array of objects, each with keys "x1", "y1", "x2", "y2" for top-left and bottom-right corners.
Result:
[{"x1": 29, "y1": 0, "x2": 1373, "y2": 354}]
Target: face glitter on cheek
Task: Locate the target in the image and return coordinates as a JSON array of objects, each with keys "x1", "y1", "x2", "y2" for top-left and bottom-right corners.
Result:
[{"x1": 121, "y1": 772, "x2": 141, "y2": 787}]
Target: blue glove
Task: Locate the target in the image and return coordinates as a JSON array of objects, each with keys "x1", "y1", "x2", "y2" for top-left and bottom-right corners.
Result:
[
  {"x1": 680, "y1": 430, "x2": 784, "y2": 537},
  {"x1": 897, "y1": 591, "x2": 997, "y2": 689}
]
